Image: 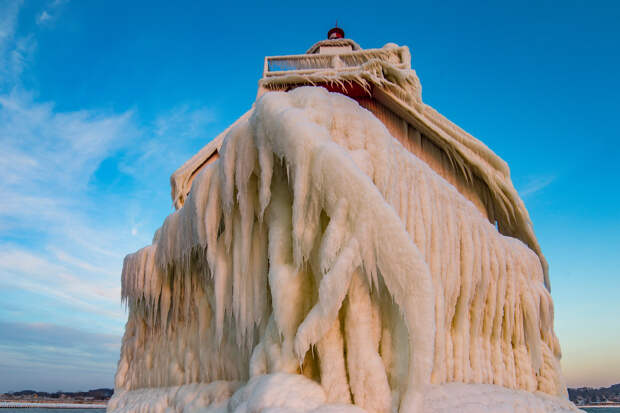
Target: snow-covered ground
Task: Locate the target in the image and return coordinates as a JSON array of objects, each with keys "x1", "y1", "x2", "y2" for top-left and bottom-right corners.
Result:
[{"x1": 108, "y1": 375, "x2": 582, "y2": 413}]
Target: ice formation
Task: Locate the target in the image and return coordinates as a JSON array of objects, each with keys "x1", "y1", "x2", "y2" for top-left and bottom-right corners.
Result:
[{"x1": 110, "y1": 38, "x2": 580, "y2": 413}]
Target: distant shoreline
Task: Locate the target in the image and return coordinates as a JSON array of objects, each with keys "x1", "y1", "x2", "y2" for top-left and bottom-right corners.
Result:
[
  {"x1": 0, "y1": 400, "x2": 106, "y2": 409},
  {"x1": 579, "y1": 405, "x2": 620, "y2": 409}
]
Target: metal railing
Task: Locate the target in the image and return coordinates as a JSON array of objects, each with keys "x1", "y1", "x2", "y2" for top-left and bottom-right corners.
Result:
[{"x1": 263, "y1": 46, "x2": 410, "y2": 78}]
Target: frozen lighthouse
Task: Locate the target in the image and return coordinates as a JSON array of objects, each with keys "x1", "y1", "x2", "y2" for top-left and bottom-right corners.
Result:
[{"x1": 110, "y1": 29, "x2": 581, "y2": 413}]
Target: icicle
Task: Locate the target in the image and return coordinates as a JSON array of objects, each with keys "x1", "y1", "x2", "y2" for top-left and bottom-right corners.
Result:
[{"x1": 344, "y1": 270, "x2": 391, "y2": 413}]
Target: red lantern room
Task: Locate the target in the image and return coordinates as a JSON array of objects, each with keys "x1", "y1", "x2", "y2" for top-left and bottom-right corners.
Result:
[{"x1": 327, "y1": 26, "x2": 345, "y2": 39}]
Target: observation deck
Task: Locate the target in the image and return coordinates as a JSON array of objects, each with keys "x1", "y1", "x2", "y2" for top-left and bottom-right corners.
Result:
[{"x1": 262, "y1": 39, "x2": 410, "y2": 78}]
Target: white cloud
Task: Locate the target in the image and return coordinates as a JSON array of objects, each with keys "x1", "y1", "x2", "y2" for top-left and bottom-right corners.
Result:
[
  {"x1": 0, "y1": 246, "x2": 122, "y2": 319},
  {"x1": 0, "y1": 0, "x2": 31, "y2": 84},
  {"x1": 0, "y1": 89, "x2": 140, "y2": 278},
  {"x1": 50, "y1": 247, "x2": 119, "y2": 277},
  {"x1": 518, "y1": 175, "x2": 555, "y2": 199},
  {"x1": 0, "y1": 321, "x2": 119, "y2": 391},
  {"x1": 0, "y1": 94, "x2": 135, "y2": 197},
  {"x1": 154, "y1": 104, "x2": 215, "y2": 138},
  {"x1": 51, "y1": 0, "x2": 70, "y2": 7},
  {"x1": 36, "y1": 11, "x2": 52, "y2": 24},
  {"x1": 0, "y1": 3, "x2": 216, "y2": 374},
  {"x1": 0, "y1": 2, "x2": 21, "y2": 51},
  {"x1": 0, "y1": 2, "x2": 138, "y2": 329},
  {"x1": 36, "y1": 0, "x2": 70, "y2": 27},
  {"x1": 119, "y1": 104, "x2": 216, "y2": 182}
]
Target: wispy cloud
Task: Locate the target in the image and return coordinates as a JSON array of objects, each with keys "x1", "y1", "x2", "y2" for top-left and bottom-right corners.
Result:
[
  {"x1": 0, "y1": 88, "x2": 139, "y2": 319},
  {"x1": 0, "y1": 321, "x2": 120, "y2": 351},
  {"x1": 518, "y1": 175, "x2": 555, "y2": 199},
  {"x1": 0, "y1": 1, "x2": 136, "y2": 330},
  {"x1": 154, "y1": 104, "x2": 215, "y2": 138},
  {"x1": 0, "y1": 246, "x2": 122, "y2": 318},
  {"x1": 0, "y1": 2, "x2": 21, "y2": 52},
  {"x1": 0, "y1": 1, "x2": 217, "y2": 312},
  {"x1": 36, "y1": 11, "x2": 52, "y2": 24},
  {"x1": 0, "y1": 1, "x2": 217, "y2": 391},
  {"x1": 119, "y1": 104, "x2": 216, "y2": 183},
  {"x1": 0, "y1": 90, "x2": 135, "y2": 190},
  {"x1": 0, "y1": 321, "x2": 120, "y2": 391},
  {"x1": 36, "y1": 0, "x2": 69, "y2": 26},
  {"x1": 0, "y1": 0, "x2": 32, "y2": 85}
]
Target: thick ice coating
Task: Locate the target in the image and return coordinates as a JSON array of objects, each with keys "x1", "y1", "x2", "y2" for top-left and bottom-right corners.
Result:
[{"x1": 111, "y1": 87, "x2": 576, "y2": 413}]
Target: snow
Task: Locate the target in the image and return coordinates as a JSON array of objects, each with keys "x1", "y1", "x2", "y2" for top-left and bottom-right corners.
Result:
[
  {"x1": 109, "y1": 380, "x2": 582, "y2": 413},
  {"x1": 112, "y1": 86, "x2": 574, "y2": 413}
]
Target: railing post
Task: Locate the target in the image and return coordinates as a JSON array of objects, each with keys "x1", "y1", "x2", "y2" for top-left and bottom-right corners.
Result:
[{"x1": 332, "y1": 55, "x2": 343, "y2": 69}]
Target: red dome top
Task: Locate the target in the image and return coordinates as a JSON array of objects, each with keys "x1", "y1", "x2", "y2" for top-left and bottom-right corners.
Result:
[{"x1": 327, "y1": 27, "x2": 345, "y2": 39}]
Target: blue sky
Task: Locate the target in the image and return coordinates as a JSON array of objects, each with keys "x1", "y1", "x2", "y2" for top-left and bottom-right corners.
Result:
[{"x1": 0, "y1": 0, "x2": 618, "y2": 392}]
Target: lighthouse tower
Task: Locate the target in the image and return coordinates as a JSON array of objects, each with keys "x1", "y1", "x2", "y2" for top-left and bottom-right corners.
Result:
[
  {"x1": 111, "y1": 30, "x2": 577, "y2": 413},
  {"x1": 174, "y1": 29, "x2": 547, "y2": 289}
]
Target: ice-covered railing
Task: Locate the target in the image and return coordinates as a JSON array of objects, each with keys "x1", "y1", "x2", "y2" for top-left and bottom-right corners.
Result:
[{"x1": 263, "y1": 46, "x2": 410, "y2": 78}]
